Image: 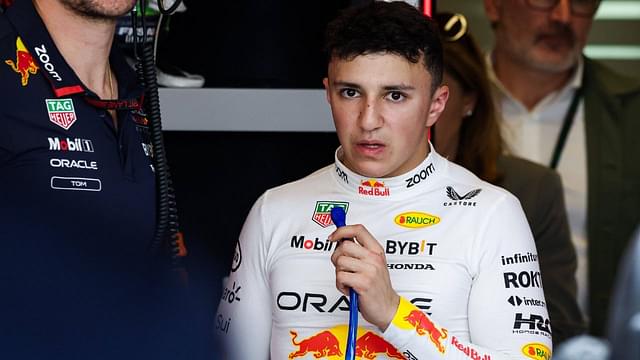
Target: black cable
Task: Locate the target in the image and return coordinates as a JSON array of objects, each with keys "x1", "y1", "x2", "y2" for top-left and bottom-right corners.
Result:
[{"x1": 133, "y1": 1, "x2": 185, "y2": 272}]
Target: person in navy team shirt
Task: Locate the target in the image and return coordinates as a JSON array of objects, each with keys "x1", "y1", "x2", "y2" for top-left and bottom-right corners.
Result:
[{"x1": 0, "y1": 0, "x2": 192, "y2": 358}]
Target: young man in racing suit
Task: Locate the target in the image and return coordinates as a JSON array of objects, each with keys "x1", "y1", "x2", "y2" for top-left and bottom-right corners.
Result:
[{"x1": 216, "y1": 2, "x2": 553, "y2": 359}]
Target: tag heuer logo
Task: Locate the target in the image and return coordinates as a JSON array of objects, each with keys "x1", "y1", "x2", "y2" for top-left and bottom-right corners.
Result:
[
  {"x1": 312, "y1": 201, "x2": 349, "y2": 228},
  {"x1": 46, "y1": 98, "x2": 77, "y2": 130}
]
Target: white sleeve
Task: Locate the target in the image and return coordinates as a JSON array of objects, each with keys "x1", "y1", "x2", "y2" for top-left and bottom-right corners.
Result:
[
  {"x1": 215, "y1": 194, "x2": 272, "y2": 360},
  {"x1": 383, "y1": 194, "x2": 553, "y2": 359}
]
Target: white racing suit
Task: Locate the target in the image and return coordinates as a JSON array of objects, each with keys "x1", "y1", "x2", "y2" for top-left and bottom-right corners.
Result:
[{"x1": 216, "y1": 147, "x2": 553, "y2": 359}]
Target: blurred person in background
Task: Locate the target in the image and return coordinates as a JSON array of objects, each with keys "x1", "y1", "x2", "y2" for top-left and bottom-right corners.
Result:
[
  {"x1": 484, "y1": 0, "x2": 640, "y2": 335},
  {"x1": 433, "y1": 12, "x2": 585, "y2": 345}
]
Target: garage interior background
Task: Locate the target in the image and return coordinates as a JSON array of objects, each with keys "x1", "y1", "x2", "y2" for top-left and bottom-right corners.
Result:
[{"x1": 157, "y1": 0, "x2": 640, "y2": 342}]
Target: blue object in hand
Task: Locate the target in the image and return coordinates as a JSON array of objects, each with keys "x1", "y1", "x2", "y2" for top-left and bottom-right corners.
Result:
[
  {"x1": 330, "y1": 206, "x2": 358, "y2": 360},
  {"x1": 331, "y1": 206, "x2": 347, "y2": 228}
]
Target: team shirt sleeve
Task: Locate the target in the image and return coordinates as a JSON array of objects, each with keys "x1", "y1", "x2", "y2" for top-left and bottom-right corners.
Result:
[
  {"x1": 215, "y1": 194, "x2": 272, "y2": 360},
  {"x1": 382, "y1": 194, "x2": 553, "y2": 359}
]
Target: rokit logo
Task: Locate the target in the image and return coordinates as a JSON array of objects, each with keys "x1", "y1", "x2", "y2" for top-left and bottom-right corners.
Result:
[
  {"x1": 221, "y1": 281, "x2": 241, "y2": 305},
  {"x1": 405, "y1": 162, "x2": 435, "y2": 188},
  {"x1": 277, "y1": 292, "x2": 432, "y2": 314},
  {"x1": 444, "y1": 186, "x2": 481, "y2": 207},
  {"x1": 385, "y1": 239, "x2": 437, "y2": 256},
  {"x1": 507, "y1": 295, "x2": 546, "y2": 308},
  {"x1": 513, "y1": 313, "x2": 552, "y2": 338},
  {"x1": 290, "y1": 235, "x2": 337, "y2": 252},
  {"x1": 504, "y1": 271, "x2": 542, "y2": 289},
  {"x1": 48, "y1": 137, "x2": 94, "y2": 152}
]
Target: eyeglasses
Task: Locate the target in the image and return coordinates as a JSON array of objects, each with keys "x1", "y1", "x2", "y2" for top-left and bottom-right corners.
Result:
[
  {"x1": 525, "y1": 0, "x2": 601, "y2": 17},
  {"x1": 434, "y1": 13, "x2": 468, "y2": 42}
]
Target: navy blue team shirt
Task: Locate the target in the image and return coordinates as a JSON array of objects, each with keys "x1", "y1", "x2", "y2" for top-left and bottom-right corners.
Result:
[{"x1": 0, "y1": 1, "x2": 175, "y2": 358}]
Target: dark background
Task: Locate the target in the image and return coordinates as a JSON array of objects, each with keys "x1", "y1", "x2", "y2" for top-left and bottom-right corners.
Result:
[
  {"x1": 160, "y1": 0, "x2": 358, "y2": 88},
  {"x1": 164, "y1": 131, "x2": 340, "y2": 353}
]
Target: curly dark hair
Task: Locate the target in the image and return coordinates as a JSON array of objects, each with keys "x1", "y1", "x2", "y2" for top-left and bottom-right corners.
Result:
[{"x1": 324, "y1": 1, "x2": 443, "y2": 93}]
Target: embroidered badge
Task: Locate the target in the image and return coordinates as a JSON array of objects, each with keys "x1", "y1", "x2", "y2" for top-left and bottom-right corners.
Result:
[{"x1": 46, "y1": 98, "x2": 77, "y2": 130}]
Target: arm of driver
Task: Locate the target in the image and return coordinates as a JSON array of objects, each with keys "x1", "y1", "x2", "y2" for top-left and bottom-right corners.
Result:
[
  {"x1": 329, "y1": 195, "x2": 552, "y2": 359},
  {"x1": 215, "y1": 195, "x2": 272, "y2": 360}
]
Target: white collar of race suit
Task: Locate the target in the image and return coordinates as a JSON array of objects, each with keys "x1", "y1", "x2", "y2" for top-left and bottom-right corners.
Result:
[{"x1": 331, "y1": 142, "x2": 448, "y2": 201}]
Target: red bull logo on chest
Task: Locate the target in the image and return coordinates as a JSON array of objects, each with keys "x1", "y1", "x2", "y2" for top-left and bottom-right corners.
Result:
[
  {"x1": 359, "y1": 179, "x2": 390, "y2": 197},
  {"x1": 289, "y1": 326, "x2": 404, "y2": 359},
  {"x1": 5, "y1": 37, "x2": 39, "y2": 86}
]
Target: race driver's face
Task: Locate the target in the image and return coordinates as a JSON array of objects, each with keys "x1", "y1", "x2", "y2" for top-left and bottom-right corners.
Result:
[{"x1": 324, "y1": 52, "x2": 448, "y2": 178}]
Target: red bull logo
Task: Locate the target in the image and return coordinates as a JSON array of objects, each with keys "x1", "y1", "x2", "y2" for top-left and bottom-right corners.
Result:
[
  {"x1": 358, "y1": 179, "x2": 390, "y2": 197},
  {"x1": 403, "y1": 309, "x2": 448, "y2": 354},
  {"x1": 355, "y1": 331, "x2": 404, "y2": 359},
  {"x1": 522, "y1": 343, "x2": 551, "y2": 360},
  {"x1": 452, "y1": 336, "x2": 491, "y2": 360},
  {"x1": 289, "y1": 326, "x2": 405, "y2": 359},
  {"x1": 289, "y1": 330, "x2": 343, "y2": 359},
  {"x1": 5, "y1": 37, "x2": 38, "y2": 86}
]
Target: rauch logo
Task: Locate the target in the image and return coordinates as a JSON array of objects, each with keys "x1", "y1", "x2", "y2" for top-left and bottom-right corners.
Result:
[
  {"x1": 522, "y1": 343, "x2": 551, "y2": 360},
  {"x1": 394, "y1": 212, "x2": 440, "y2": 229}
]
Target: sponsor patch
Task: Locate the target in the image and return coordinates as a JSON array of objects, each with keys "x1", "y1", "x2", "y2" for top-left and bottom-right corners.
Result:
[
  {"x1": 522, "y1": 343, "x2": 551, "y2": 360},
  {"x1": 231, "y1": 242, "x2": 242, "y2": 272},
  {"x1": 221, "y1": 281, "x2": 241, "y2": 305},
  {"x1": 508, "y1": 295, "x2": 546, "y2": 308},
  {"x1": 393, "y1": 297, "x2": 448, "y2": 354},
  {"x1": 288, "y1": 326, "x2": 404, "y2": 360},
  {"x1": 444, "y1": 186, "x2": 481, "y2": 207},
  {"x1": 5, "y1": 37, "x2": 39, "y2": 86},
  {"x1": 312, "y1": 201, "x2": 349, "y2": 228},
  {"x1": 46, "y1": 98, "x2": 77, "y2": 130},
  {"x1": 50, "y1": 176, "x2": 101, "y2": 191},
  {"x1": 452, "y1": 336, "x2": 491, "y2": 360},
  {"x1": 48, "y1": 137, "x2": 94, "y2": 152},
  {"x1": 513, "y1": 313, "x2": 552, "y2": 338},
  {"x1": 358, "y1": 179, "x2": 390, "y2": 197},
  {"x1": 394, "y1": 211, "x2": 440, "y2": 229}
]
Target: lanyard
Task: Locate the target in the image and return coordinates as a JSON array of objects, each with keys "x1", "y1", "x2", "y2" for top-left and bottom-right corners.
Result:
[{"x1": 549, "y1": 87, "x2": 583, "y2": 169}]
